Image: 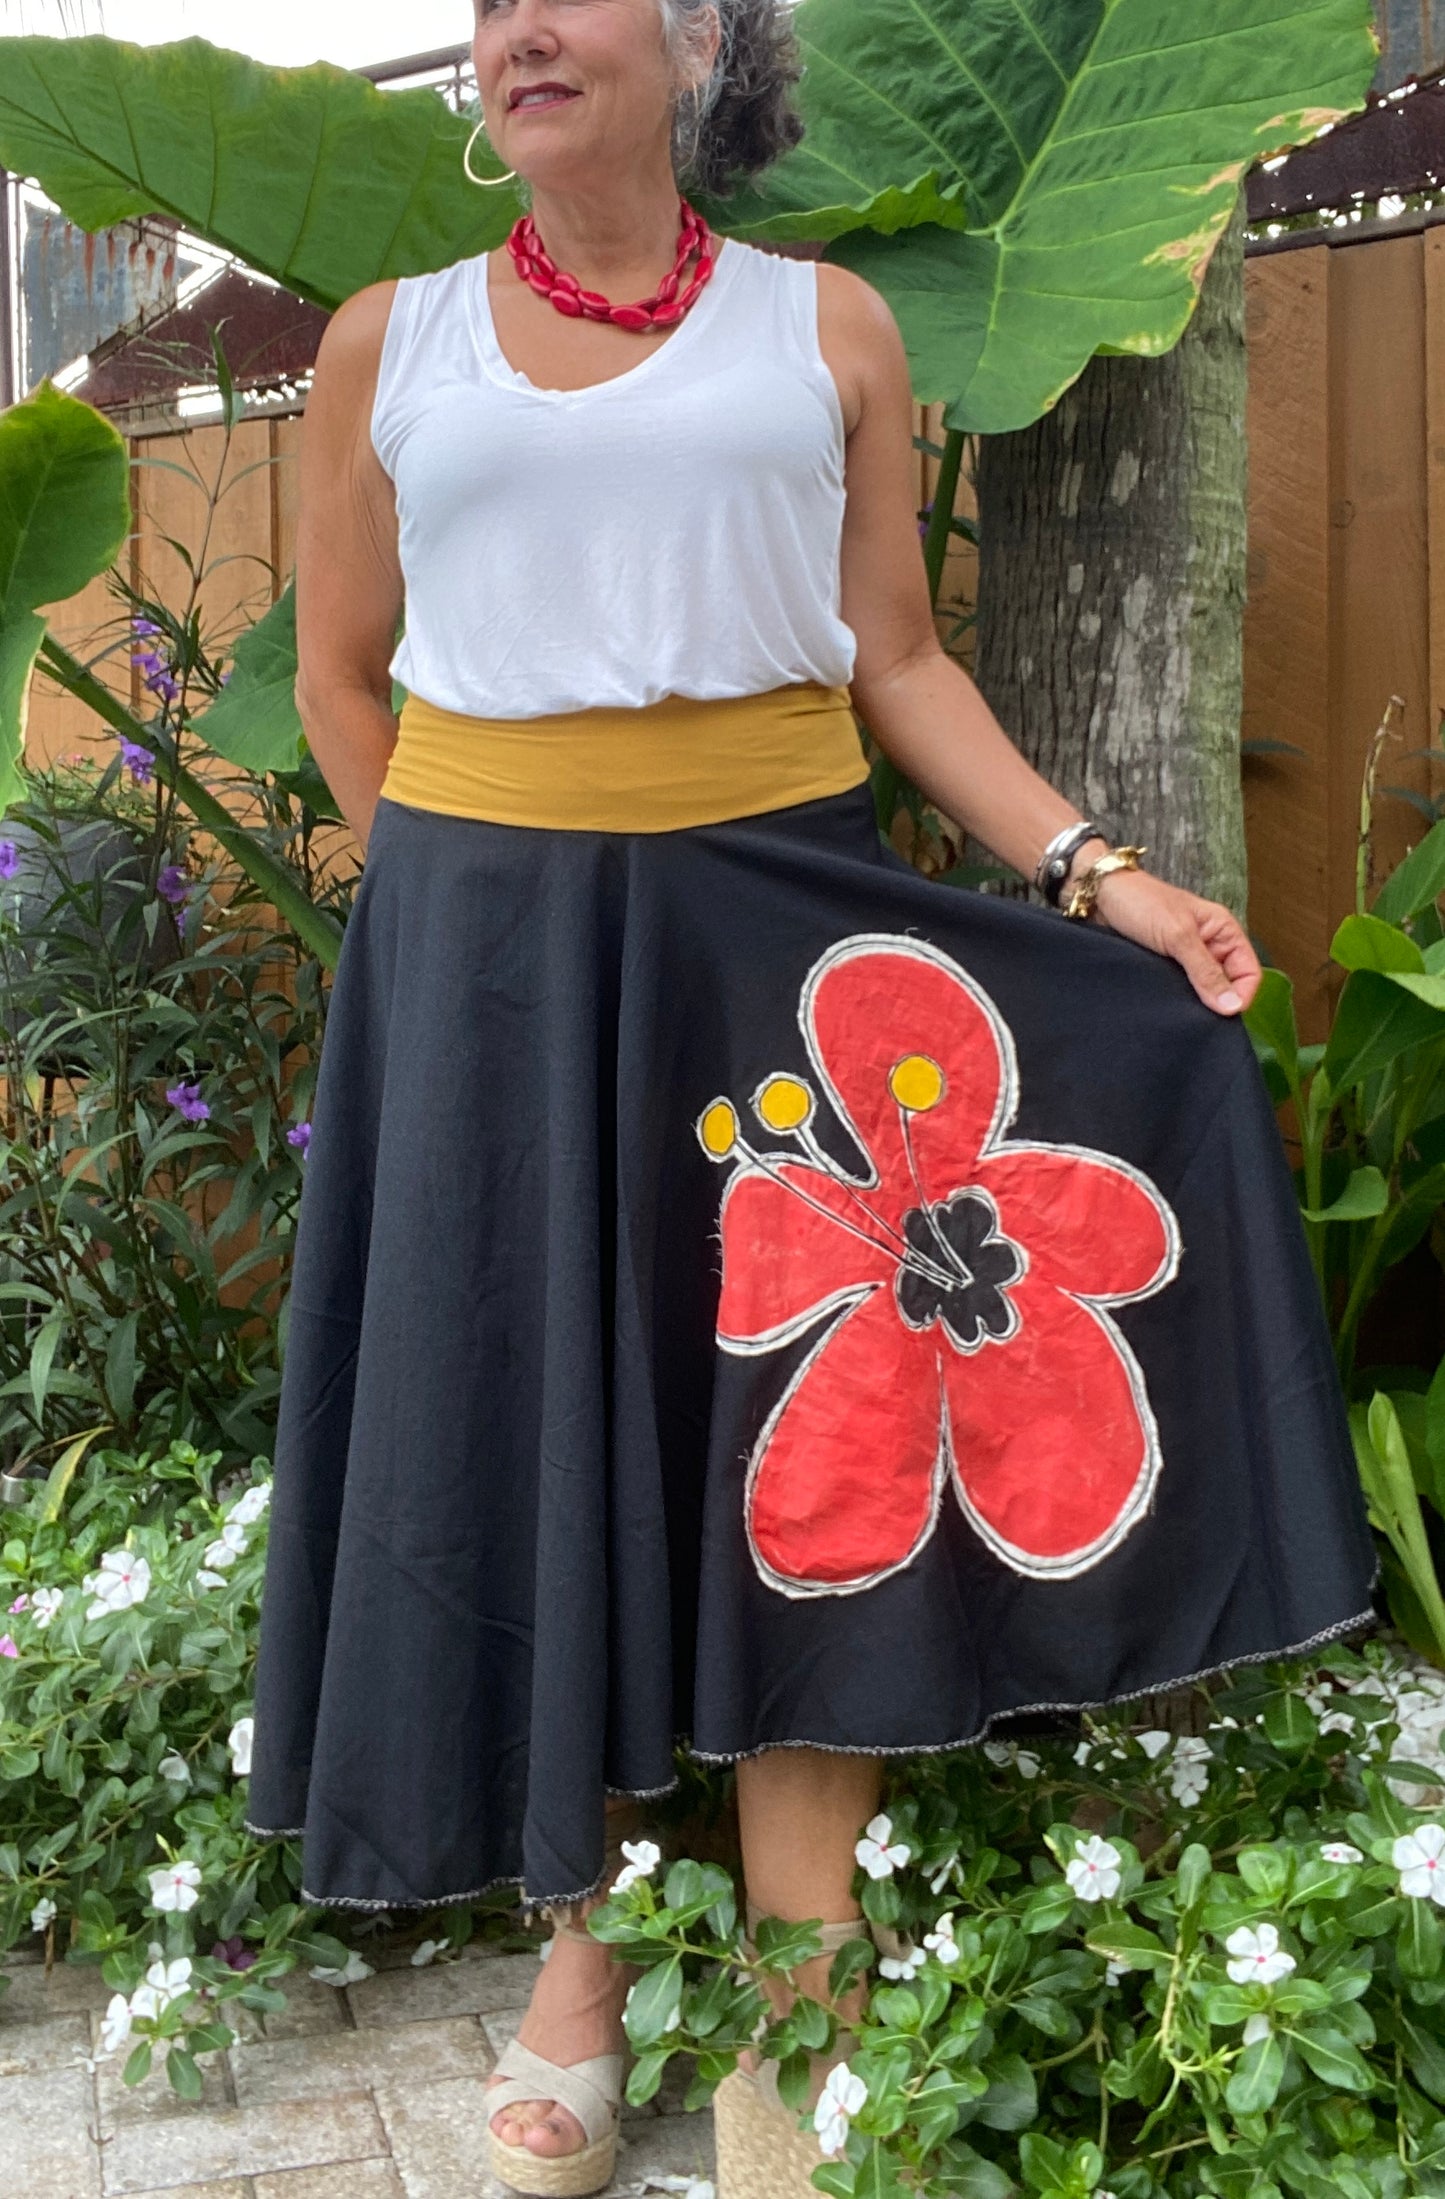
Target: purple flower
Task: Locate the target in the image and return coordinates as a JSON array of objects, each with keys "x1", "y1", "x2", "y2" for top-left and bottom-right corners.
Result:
[
  {"x1": 0, "y1": 1636, "x2": 18, "y2": 1660},
  {"x1": 166, "y1": 1080, "x2": 211, "y2": 1124},
  {"x1": 918, "y1": 499, "x2": 935, "y2": 541},
  {"x1": 211, "y1": 1935, "x2": 258, "y2": 1972},
  {"x1": 0, "y1": 841, "x2": 18, "y2": 882},
  {"x1": 119, "y1": 738, "x2": 155, "y2": 788},
  {"x1": 220, "y1": 667, "x2": 234, "y2": 687},
  {"x1": 286, "y1": 1122, "x2": 312, "y2": 1157},
  {"x1": 130, "y1": 616, "x2": 163, "y2": 639},
  {"x1": 157, "y1": 865, "x2": 191, "y2": 905},
  {"x1": 8, "y1": 1594, "x2": 27, "y2": 1613}
]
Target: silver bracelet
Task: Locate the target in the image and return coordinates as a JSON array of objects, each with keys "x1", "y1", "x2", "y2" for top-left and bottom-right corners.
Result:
[{"x1": 1034, "y1": 820, "x2": 1103, "y2": 907}]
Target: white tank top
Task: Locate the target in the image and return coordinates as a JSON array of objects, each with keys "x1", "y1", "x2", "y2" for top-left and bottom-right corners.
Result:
[{"x1": 369, "y1": 236, "x2": 859, "y2": 719}]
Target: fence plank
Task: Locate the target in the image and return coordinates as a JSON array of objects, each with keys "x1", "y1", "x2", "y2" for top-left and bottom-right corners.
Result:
[{"x1": 1241, "y1": 247, "x2": 1335, "y2": 1039}]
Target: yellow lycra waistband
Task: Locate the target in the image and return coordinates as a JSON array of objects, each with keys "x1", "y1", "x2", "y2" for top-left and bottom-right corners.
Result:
[{"x1": 378, "y1": 680, "x2": 869, "y2": 832}]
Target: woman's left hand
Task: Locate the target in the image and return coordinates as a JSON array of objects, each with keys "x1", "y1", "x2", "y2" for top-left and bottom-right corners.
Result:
[{"x1": 1087, "y1": 867, "x2": 1262, "y2": 1017}]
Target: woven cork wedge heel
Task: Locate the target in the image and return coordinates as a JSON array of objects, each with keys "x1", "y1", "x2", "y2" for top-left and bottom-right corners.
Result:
[{"x1": 714, "y1": 1904, "x2": 887, "y2": 2199}]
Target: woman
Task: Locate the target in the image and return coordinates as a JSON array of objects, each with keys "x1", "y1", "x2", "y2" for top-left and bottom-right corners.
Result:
[{"x1": 243, "y1": 0, "x2": 1378, "y2": 2192}]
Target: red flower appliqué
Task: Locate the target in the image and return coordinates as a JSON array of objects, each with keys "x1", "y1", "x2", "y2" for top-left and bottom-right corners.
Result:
[{"x1": 696, "y1": 935, "x2": 1182, "y2": 1597}]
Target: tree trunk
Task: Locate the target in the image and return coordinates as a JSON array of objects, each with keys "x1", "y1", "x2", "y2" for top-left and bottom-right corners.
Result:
[{"x1": 971, "y1": 194, "x2": 1249, "y2": 916}]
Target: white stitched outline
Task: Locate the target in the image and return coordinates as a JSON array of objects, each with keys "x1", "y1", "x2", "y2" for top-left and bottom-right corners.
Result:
[{"x1": 709, "y1": 931, "x2": 1184, "y2": 1596}]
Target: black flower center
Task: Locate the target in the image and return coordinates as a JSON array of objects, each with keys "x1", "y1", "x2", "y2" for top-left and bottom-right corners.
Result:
[{"x1": 894, "y1": 1190, "x2": 1023, "y2": 1349}]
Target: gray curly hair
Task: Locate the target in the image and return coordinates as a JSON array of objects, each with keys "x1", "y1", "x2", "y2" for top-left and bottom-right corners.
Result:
[{"x1": 659, "y1": 0, "x2": 805, "y2": 197}]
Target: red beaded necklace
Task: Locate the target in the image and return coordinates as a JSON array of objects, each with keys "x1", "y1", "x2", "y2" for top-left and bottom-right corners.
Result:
[{"x1": 505, "y1": 195, "x2": 716, "y2": 331}]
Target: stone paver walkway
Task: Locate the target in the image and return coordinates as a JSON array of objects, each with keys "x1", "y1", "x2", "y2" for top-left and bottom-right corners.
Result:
[{"x1": 0, "y1": 1925, "x2": 716, "y2": 2199}]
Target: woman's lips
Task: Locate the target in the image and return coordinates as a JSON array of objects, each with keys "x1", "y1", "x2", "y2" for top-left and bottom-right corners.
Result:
[{"x1": 511, "y1": 89, "x2": 582, "y2": 113}]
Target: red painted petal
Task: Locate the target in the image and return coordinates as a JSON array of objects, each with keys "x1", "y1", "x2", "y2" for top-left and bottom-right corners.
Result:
[
  {"x1": 942, "y1": 1276, "x2": 1158, "y2": 1574},
  {"x1": 974, "y1": 1145, "x2": 1179, "y2": 1300},
  {"x1": 748, "y1": 1291, "x2": 944, "y2": 1591},
  {"x1": 805, "y1": 941, "x2": 1007, "y2": 1207},
  {"x1": 718, "y1": 1163, "x2": 894, "y2": 1346}
]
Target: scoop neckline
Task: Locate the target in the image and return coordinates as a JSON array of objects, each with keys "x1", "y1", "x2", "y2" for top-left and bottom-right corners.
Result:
[{"x1": 471, "y1": 233, "x2": 737, "y2": 401}]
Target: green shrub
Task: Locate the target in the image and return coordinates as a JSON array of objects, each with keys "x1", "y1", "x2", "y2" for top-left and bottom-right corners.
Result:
[{"x1": 591, "y1": 1647, "x2": 1445, "y2": 2196}]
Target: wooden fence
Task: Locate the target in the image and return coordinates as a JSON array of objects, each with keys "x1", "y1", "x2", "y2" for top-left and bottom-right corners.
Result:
[{"x1": 1242, "y1": 224, "x2": 1445, "y2": 1042}]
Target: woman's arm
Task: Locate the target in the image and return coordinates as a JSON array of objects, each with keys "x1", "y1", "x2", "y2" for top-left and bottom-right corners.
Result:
[
  {"x1": 820, "y1": 264, "x2": 1260, "y2": 1018},
  {"x1": 293, "y1": 282, "x2": 407, "y2": 855}
]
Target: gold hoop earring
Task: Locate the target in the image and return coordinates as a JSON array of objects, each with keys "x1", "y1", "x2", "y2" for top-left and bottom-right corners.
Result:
[{"x1": 462, "y1": 116, "x2": 517, "y2": 188}]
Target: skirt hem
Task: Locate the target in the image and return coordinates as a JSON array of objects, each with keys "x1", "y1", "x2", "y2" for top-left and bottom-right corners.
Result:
[{"x1": 240, "y1": 1593, "x2": 1380, "y2": 1915}]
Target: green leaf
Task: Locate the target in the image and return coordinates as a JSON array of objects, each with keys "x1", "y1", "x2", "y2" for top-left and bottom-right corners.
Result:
[
  {"x1": 1225, "y1": 2030, "x2": 1285, "y2": 2115},
  {"x1": 1244, "y1": 967, "x2": 1301, "y2": 1089},
  {"x1": 27, "y1": 1311, "x2": 66, "y2": 1427},
  {"x1": 1374, "y1": 817, "x2": 1445, "y2": 926},
  {"x1": 1400, "y1": 1896, "x2": 1444, "y2": 1980},
  {"x1": 1289, "y1": 2024, "x2": 1373, "y2": 2091},
  {"x1": 0, "y1": 381, "x2": 131, "y2": 815},
  {"x1": 166, "y1": 2046, "x2": 203, "y2": 2101},
  {"x1": 972, "y1": 2050, "x2": 1038, "y2": 2131},
  {"x1": 1177, "y1": 1843, "x2": 1213, "y2": 1909},
  {"x1": 1237, "y1": 1847, "x2": 1292, "y2": 1902},
  {"x1": 1323, "y1": 968, "x2": 1445, "y2": 1090},
  {"x1": 104, "y1": 1310, "x2": 138, "y2": 1426},
  {"x1": 621, "y1": 1955, "x2": 682, "y2": 2050},
  {"x1": 1261, "y1": 1690, "x2": 1321, "y2": 1750},
  {"x1": 1299, "y1": 1166, "x2": 1389, "y2": 1225},
  {"x1": 1082, "y1": 1921, "x2": 1170, "y2": 1971},
  {"x1": 1331, "y1": 911, "x2": 1426, "y2": 974},
  {"x1": 190, "y1": 583, "x2": 308, "y2": 778},
  {"x1": 623, "y1": 2045, "x2": 671, "y2": 2106},
  {"x1": 818, "y1": 0, "x2": 1378, "y2": 431},
  {"x1": 1018, "y1": 2132, "x2": 1070, "y2": 2193}
]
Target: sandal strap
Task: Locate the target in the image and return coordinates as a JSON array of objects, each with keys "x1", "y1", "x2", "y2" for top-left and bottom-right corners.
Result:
[{"x1": 489, "y1": 2038, "x2": 624, "y2": 2147}]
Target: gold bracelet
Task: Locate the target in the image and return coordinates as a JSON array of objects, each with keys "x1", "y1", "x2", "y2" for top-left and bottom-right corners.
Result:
[{"x1": 1062, "y1": 844, "x2": 1148, "y2": 922}]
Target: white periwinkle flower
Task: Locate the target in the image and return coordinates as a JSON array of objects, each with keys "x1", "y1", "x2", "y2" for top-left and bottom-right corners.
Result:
[
  {"x1": 612, "y1": 1838, "x2": 662, "y2": 1893},
  {"x1": 158, "y1": 1751, "x2": 191, "y2": 1784},
  {"x1": 1065, "y1": 1836, "x2": 1122, "y2": 1904},
  {"x1": 309, "y1": 1950, "x2": 375, "y2": 1986},
  {"x1": 855, "y1": 1814, "x2": 912, "y2": 1880},
  {"x1": 147, "y1": 1858, "x2": 202, "y2": 1912},
  {"x1": 1168, "y1": 1736, "x2": 1212, "y2": 1807},
  {"x1": 228, "y1": 1480, "x2": 272, "y2": 1526},
  {"x1": 30, "y1": 1586, "x2": 63, "y2": 1629},
  {"x1": 922, "y1": 1912, "x2": 960, "y2": 1965},
  {"x1": 877, "y1": 1941, "x2": 925, "y2": 1982},
  {"x1": 1073, "y1": 1739, "x2": 1094, "y2": 1768},
  {"x1": 1396, "y1": 1824, "x2": 1445, "y2": 1903},
  {"x1": 813, "y1": 2062, "x2": 868, "y2": 2158},
  {"x1": 1320, "y1": 1841, "x2": 1363, "y2": 1865},
  {"x1": 202, "y1": 1522, "x2": 249, "y2": 1570},
  {"x1": 410, "y1": 1938, "x2": 444, "y2": 1966},
  {"x1": 228, "y1": 1717, "x2": 253, "y2": 1776},
  {"x1": 1242, "y1": 2011, "x2": 1273, "y2": 2045},
  {"x1": 1105, "y1": 1957, "x2": 1133, "y2": 1987},
  {"x1": 83, "y1": 1549, "x2": 150, "y2": 1619},
  {"x1": 99, "y1": 1993, "x2": 133, "y2": 2055},
  {"x1": 1225, "y1": 1923, "x2": 1296, "y2": 1986},
  {"x1": 196, "y1": 1569, "x2": 230, "y2": 1590},
  {"x1": 30, "y1": 1896, "x2": 57, "y2": 1932},
  {"x1": 1137, "y1": 1730, "x2": 1172, "y2": 1761},
  {"x1": 143, "y1": 1955, "x2": 194, "y2": 2009}
]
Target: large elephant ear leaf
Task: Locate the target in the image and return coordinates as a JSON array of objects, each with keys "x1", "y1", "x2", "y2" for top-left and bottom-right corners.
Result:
[
  {"x1": 0, "y1": 34, "x2": 521, "y2": 308},
  {"x1": 193, "y1": 582, "x2": 305, "y2": 776},
  {"x1": 0, "y1": 382, "x2": 132, "y2": 816},
  {"x1": 811, "y1": 0, "x2": 1379, "y2": 432}
]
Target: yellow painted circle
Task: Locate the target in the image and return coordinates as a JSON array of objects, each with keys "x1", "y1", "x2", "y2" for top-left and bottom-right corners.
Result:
[
  {"x1": 699, "y1": 1101, "x2": 738, "y2": 1157},
  {"x1": 756, "y1": 1076, "x2": 812, "y2": 1132},
  {"x1": 889, "y1": 1054, "x2": 945, "y2": 1112}
]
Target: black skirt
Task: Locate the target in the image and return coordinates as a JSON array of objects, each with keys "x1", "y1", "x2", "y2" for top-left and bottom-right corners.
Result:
[{"x1": 243, "y1": 782, "x2": 1378, "y2": 1910}]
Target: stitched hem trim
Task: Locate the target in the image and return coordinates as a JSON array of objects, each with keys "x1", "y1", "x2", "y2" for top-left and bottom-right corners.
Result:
[{"x1": 239, "y1": 1600, "x2": 1380, "y2": 1914}]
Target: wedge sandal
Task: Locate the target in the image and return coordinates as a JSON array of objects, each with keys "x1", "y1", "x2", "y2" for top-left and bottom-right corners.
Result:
[
  {"x1": 485, "y1": 1804, "x2": 649, "y2": 2197},
  {"x1": 713, "y1": 1901, "x2": 901, "y2": 2199}
]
